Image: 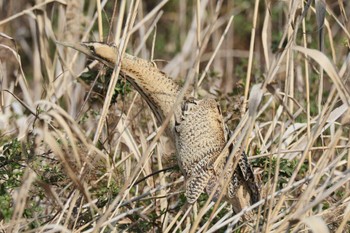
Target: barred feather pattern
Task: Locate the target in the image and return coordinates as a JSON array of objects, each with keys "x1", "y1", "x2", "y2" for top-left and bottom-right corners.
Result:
[
  {"x1": 175, "y1": 98, "x2": 260, "y2": 210},
  {"x1": 175, "y1": 98, "x2": 227, "y2": 201}
]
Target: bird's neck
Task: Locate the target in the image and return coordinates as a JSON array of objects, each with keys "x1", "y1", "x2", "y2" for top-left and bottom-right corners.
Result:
[{"x1": 101, "y1": 49, "x2": 181, "y2": 131}]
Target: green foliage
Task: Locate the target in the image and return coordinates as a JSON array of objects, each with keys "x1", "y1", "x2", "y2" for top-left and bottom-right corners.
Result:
[
  {"x1": 0, "y1": 194, "x2": 13, "y2": 220},
  {"x1": 0, "y1": 138, "x2": 24, "y2": 186},
  {"x1": 80, "y1": 68, "x2": 132, "y2": 104},
  {"x1": 93, "y1": 181, "x2": 120, "y2": 208},
  {"x1": 0, "y1": 138, "x2": 64, "y2": 225},
  {"x1": 40, "y1": 163, "x2": 65, "y2": 184},
  {"x1": 252, "y1": 157, "x2": 308, "y2": 188},
  {"x1": 0, "y1": 139, "x2": 24, "y2": 220}
]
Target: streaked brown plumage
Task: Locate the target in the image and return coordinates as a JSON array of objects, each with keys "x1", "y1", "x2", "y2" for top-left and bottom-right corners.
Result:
[
  {"x1": 60, "y1": 42, "x2": 260, "y2": 218},
  {"x1": 175, "y1": 98, "x2": 227, "y2": 202},
  {"x1": 175, "y1": 97, "x2": 259, "y2": 219},
  {"x1": 67, "y1": 42, "x2": 181, "y2": 130}
]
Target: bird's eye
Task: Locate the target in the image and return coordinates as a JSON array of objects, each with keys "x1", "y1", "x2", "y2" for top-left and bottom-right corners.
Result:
[{"x1": 88, "y1": 46, "x2": 95, "y2": 53}]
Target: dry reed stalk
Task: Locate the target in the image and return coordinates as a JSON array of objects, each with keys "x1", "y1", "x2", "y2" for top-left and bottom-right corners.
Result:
[{"x1": 0, "y1": 1, "x2": 349, "y2": 232}]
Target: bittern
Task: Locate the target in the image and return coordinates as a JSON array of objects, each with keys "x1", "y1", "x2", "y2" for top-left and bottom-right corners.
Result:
[{"x1": 59, "y1": 42, "x2": 260, "y2": 219}]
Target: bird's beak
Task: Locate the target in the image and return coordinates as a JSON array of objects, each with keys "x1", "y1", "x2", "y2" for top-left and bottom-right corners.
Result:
[
  {"x1": 56, "y1": 41, "x2": 116, "y2": 68},
  {"x1": 55, "y1": 41, "x2": 93, "y2": 57}
]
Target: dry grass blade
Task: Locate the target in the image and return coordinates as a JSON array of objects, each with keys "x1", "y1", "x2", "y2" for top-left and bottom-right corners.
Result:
[
  {"x1": 242, "y1": 0, "x2": 260, "y2": 115},
  {"x1": 7, "y1": 169, "x2": 37, "y2": 233},
  {"x1": 89, "y1": 6, "x2": 139, "y2": 193},
  {"x1": 293, "y1": 46, "x2": 350, "y2": 106},
  {"x1": 0, "y1": 0, "x2": 67, "y2": 26},
  {"x1": 301, "y1": 216, "x2": 330, "y2": 233},
  {"x1": 197, "y1": 15, "x2": 234, "y2": 87},
  {"x1": 1, "y1": 1, "x2": 350, "y2": 232},
  {"x1": 0, "y1": 44, "x2": 31, "y2": 103},
  {"x1": 130, "y1": 0, "x2": 169, "y2": 34}
]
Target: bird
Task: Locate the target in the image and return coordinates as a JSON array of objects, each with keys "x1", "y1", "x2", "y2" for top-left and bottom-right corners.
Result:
[
  {"x1": 57, "y1": 41, "x2": 181, "y2": 132},
  {"x1": 175, "y1": 97, "x2": 259, "y2": 219},
  {"x1": 59, "y1": 41, "x2": 260, "y2": 219}
]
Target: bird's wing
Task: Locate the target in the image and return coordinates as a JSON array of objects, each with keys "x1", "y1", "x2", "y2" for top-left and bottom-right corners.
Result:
[
  {"x1": 238, "y1": 151, "x2": 260, "y2": 203},
  {"x1": 226, "y1": 130, "x2": 260, "y2": 204},
  {"x1": 185, "y1": 169, "x2": 213, "y2": 203}
]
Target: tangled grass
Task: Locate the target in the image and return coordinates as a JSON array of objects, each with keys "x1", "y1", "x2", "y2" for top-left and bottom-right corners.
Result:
[{"x1": 0, "y1": 0, "x2": 349, "y2": 232}]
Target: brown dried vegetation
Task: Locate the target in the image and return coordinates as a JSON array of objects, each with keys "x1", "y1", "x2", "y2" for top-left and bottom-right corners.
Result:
[{"x1": 0, "y1": 0, "x2": 349, "y2": 232}]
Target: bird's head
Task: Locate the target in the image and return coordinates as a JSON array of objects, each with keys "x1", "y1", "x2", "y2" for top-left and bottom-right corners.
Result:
[{"x1": 56, "y1": 41, "x2": 118, "y2": 67}]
